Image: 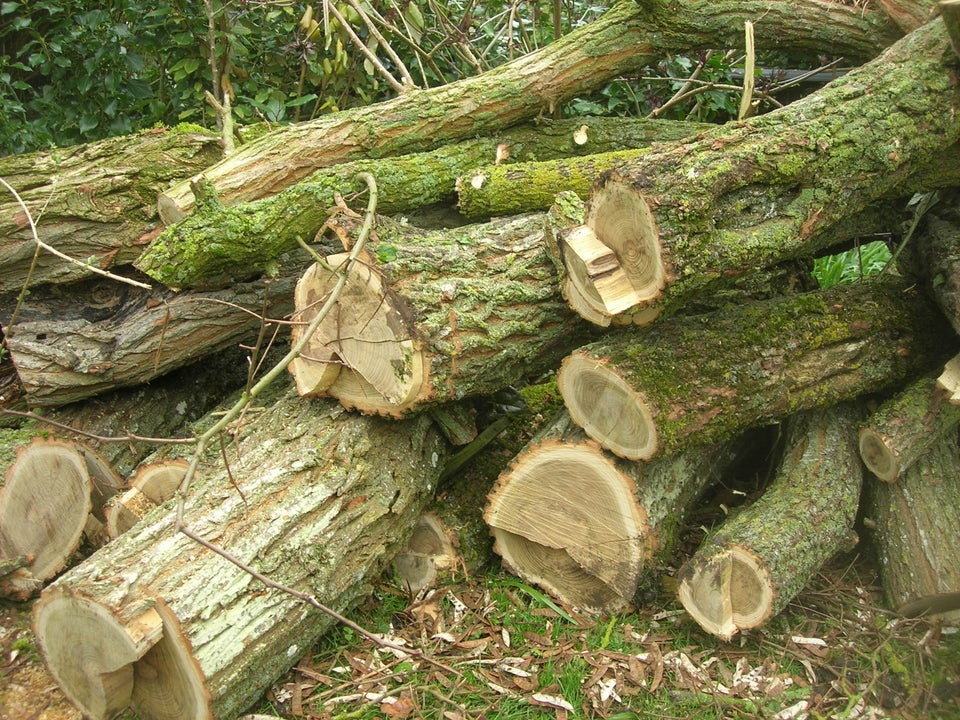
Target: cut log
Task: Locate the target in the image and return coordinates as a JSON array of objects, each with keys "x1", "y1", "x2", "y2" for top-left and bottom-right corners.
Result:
[
  {"x1": 864, "y1": 434, "x2": 960, "y2": 621},
  {"x1": 939, "y1": 353, "x2": 960, "y2": 403},
  {"x1": 104, "y1": 460, "x2": 188, "y2": 540},
  {"x1": 557, "y1": 277, "x2": 954, "y2": 461},
  {"x1": 676, "y1": 404, "x2": 864, "y2": 641},
  {"x1": 33, "y1": 384, "x2": 450, "y2": 720},
  {"x1": 562, "y1": 19, "x2": 960, "y2": 322},
  {"x1": 2, "y1": 265, "x2": 296, "y2": 408},
  {"x1": 154, "y1": 0, "x2": 898, "y2": 223},
  {"x1": 0, "y1": 127, "x2": 221, "y2": 293},
  {"x1": 484, "y1": 411, "x2": 745, "y2": 614},
  {"x1": 288, "y1": 211, "x2": 593, "y2": 416},
  {"x1": 0, "y1": 438, "x2": 92, "y2": 599},
  {"x1": 393, "y1": 513, "x2": 459, "y2": 595},
  {"x1": 858, "y1": 372, "x2": 960, "y2": 482}
]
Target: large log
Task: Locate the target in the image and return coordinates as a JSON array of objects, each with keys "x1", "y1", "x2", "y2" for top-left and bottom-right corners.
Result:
[
  {"x1": 154, "y1": 0, "x2": 899, "y2": 223},
  {"x1": 864, "y1": 434, "x2": 960, "y2": 621},
  {"x1": 2, "y1": 265, "x2": 297, "y2": 408},
  {"x1": 561, "y1": 18, "x2": 960, "y2": 323},
  {"x1": 33, "y1": 384, "x2": 450, "y2": 720},
  {"x1": 557, "y1": 277, "x2": 954, "y2": 461},
  {"x1": 483, "y1": 411, "x2": 745, "y2": 614},
  {"x1": 0, "y1": 127, "x2": 221, "y2": 294},
  {"x1": 676, "y1": 404, "x2": 864, "y2": 641},
  {"x1": 288, "y1": 210, "x2": 594, "y2": 416}
]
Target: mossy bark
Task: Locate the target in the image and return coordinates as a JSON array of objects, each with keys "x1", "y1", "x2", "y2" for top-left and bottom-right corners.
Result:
[
  {"x1": 557, "y1": 277, "x2": 954, "y2": 461},
  {"x1": 155, "y1": 0, "x2": 898, "y2": 223},
  {"x1": 0, "y1": 127, "x2": 221, "y2": 294},
  {"x1": 568, "y1": 18, "x2": 960, "y2": 321},
  {"x1": 899, "y1": 200, "x2": 960, "y2": 335},
  {"x1": 677, "y1": 404, "x2": 864, "y2": 640},
  {"x1": 34, "y1": 385, "x2": 449, "y2": 720}
]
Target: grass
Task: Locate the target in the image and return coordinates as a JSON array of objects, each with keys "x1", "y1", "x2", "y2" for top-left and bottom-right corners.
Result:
[{"x1": 812, "y1": 241, "x2": 892, "y2": 289}]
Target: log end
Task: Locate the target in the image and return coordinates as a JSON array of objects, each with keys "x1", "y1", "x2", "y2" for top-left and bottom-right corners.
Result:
[
  {"x1": 557, "y1": 352, "x2": 657, "y2": 460},
  {"x1": 858, "y1": 427, "x2": 898, "y2": 482},
  {"x1": 34, "y1": 590, "x2": 211, "y2": 720},
  {"x1": 393, "y1": 513, "x2": 459, "y2": 594},
  {"x1": 676, "y1": 547, "x2": 773, "y2": 642},
  {"x1": 484, "y1": 441, "x2": 647, "y2": 614}
]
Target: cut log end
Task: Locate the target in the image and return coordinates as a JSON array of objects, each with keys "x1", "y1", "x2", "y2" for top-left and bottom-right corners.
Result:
[
  {"x1": 393, "y1": 513, "x2": 458, "y2": 594},
  {"x1": 557, "y1": 352, "x2": 657, "y2": 460},
  {"x1": 858, "y1": 428, "x2": 898, "y2": 482},
  {"x1": 484, "y1": 442, "x2": 646, "y2": 614},
  {"x1": 34, "y1": 590, "x2": 209, "y2": 720},
  {"x1": 288, "y1": 257, "x2": 428, "y2": 415},
  {"x1": 676, "y1": 547, "x2": 773, "y2": 642}
]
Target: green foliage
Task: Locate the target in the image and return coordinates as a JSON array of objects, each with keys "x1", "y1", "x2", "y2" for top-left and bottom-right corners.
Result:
[{"x1": 812, "y1": 241, "x2": 892, "y2": 288}]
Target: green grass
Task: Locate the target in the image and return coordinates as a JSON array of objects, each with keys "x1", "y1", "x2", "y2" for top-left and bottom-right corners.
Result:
[{"x1": 812, "y1": 240, "x2": 892, "y2": 288}]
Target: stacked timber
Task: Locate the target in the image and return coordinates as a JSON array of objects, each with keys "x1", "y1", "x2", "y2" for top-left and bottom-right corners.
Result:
[{"x1": 2, "y1": 3, "x2": 960, "y2": 719}]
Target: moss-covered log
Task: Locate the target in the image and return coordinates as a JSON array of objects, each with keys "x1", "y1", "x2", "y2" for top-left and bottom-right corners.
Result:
[
  {"x1": 562, "y1": 18, "x2": 960, "y2": 322},
  {"x1": 557, "y1": 277, "x2": 953, "y2": 461},
  {"x1": 484, "y1": 411, "x2": 745, "y2": 614},
  {"x1": 33, "y1": 384, "x2": 450, "y2": 720},
  {"x1": 154, "y1": 0, "x2": 899, "y2": 224},
  {"x1": 2, "y1": 265, "x2": 297, "y2": 408},
  {"x1": 899, "y1": 198, "x2": 960, "y2": 335},
  {"x1": 864, "y1": 434, "x2": 960, "y2": 621},
  {"x1": 0, "y1": 127, "x2": 221, "y2": 294},
  {"x1": 677, "y1": 404, "x2": 864, "y2": 641},
  {"x1": 288, "y1": 210, "x2": 594, "y2": 416},
  {"x1": 859, "y1": 372, "x2": 960, "y2": 482}
]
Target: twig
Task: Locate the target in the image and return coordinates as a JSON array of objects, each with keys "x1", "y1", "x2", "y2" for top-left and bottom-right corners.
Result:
[
  {"x1": 738, "y1": 21, "x2": 755, "y2": 120},
  {"x1": 342, "y1": 0, "x2": 416, "y2": 88},
  {"x1": 0, "y1": 408, "x2": 197, "y2": 444},
  {"x1": 324, "y1": 1, "x2": 406, "y2": 93}
]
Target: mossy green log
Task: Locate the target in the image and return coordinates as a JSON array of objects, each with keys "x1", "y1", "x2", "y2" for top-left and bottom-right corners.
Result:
[
  {"x1": 558, "y1": 276, "x2": 955, "y2": 461},
  {"x1": 677, "y1": 403, "x2": 864, "y2": 641}
]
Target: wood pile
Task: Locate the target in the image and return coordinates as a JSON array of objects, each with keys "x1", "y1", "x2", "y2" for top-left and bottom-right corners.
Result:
[{"x1": 3, "y1": 1, "x2": 960, "y2": 718}]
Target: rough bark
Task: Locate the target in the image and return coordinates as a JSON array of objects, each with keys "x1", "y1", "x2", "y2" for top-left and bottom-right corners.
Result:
[
  {"x1": 288, "y1": 210, "x2": 594, "y2": 416},
  {"x1": 154, "y1": 0, "x2": 898, "y2": 223},
  {"x1": 33, "y1": 384, "x2": 449, "y2": 720},
  {"x1": 561, "y1": 19, "x2": 960, "y2": 322},
  {"x1": 484, "y1": 411, "x2": 744, "y2": 614},
  {"x1": 858, "y1": 372, "x2": 960, "y2": 482},
  {"x1": 864, "y1": 434, "x2": 960, "y2": 621},
  {"x1": 0, "y1": 127, "x2": 221, "y2": 294},
  {"x1": 557, "y1": 277, "x2": 953, "y2": 461},
  {"x1": 2, "y1": 265, "x2": 297, "y2": 408},
  {"x1": 676, "y1": 404, "x2": 864, "y2": 641},
  {"x1": 0, "y1": 438, "x2": 92, "y2": 599},
  {"x1": 899, "y1": 200, "x2": 960, "y2": 335}
]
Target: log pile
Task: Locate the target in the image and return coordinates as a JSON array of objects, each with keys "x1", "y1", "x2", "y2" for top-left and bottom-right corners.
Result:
[{"x1": 3, "y1": 1, "x2": 960, "y2": 719}]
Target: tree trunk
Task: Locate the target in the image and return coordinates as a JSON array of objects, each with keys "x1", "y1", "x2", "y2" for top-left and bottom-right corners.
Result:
[
  {"x1": 676, "y1": 404, "x2": 864, "y2": 641},
  {"x1": 556, "y1": 277, "x2": 953, "y2": 461},
  {"x1": 33, "y1": 384, "x2": 450, "y2": 720},
  {"x1": 858, "y1": 372, "x2": 960, "y2": 482},
  {"x1": 0, "y1": 127, "x2": 221, "y2": 294},
  {"x1": 899, "y1": 198, "x2": 960, "y2": 334},
  {"x1": 288, "y1": 210, "x2": 593, "y2": 416},
  {"x1": 483, "y1": 411, "x2": 744, "y2": 614},
  {"x1": 561, "y1": 19, "x2": 960, "y2": 322},
  {"x1": 864, "y1": 434, "x2": 960, "y2": 621},
  {"x1": 2, "y1": 266, "x2": 297, "y2": 408},
  {"x1": 154, "y1": 0, "x2": 899, "y2": 223}
]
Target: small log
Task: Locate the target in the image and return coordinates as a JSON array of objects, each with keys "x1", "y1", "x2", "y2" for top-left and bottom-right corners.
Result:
[
  {"x1": 0, "y1": 127, "x2": 221, "y2": 293},
  {"x1": 484, "y1": 411, "x2": 744, "y2": 614},
  {"x1": 34, "y1": 385, "x2": 450, "y2": 720},
  {"x1": 2, "y1": 266, "x2": 296, "y2": 408},
  {"x1": 939, "y1": 353, "x2": 960, "y2": 403},
  {"x1": 858, "y1": 372, "x2": 960, "y2": 482},
  {"x1": 676, "y1": 404, "x2": 864, "y2": 641},
  {"x1": 104, "y1": 460, "x2": 188, "y2": 540},
  {"x1": 864, "y1": 434, "x2": 960, "y2": 621},
  {"x1": 289, "y1": 211, "x2": 593, "y2": 416},
  {"x1": 557, "y1": 277, "x2": 953, "y2": 461},
  {"x1": 393, "y1": 514, "x2": 459, "y2": 595},
  {"x1": 561, "y1": 19, "x2": 960, "y2": 322},
  {"x1": 0, "y1": 438, "x2": 92, "y2": 599}
]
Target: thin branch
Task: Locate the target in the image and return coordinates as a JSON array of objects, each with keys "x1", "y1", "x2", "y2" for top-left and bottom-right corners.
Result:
[
  {"x1": 324, "y1": 1, "x2": 406, "y2": 93},
  {"x1": 0, "y1": 408, "x2": 197, "y2": 445},
  {"x1": 342, "y1": 0, "x2": 416, "y2": 88}
]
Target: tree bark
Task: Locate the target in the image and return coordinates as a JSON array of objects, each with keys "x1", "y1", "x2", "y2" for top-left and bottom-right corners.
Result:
[
  {"x1": 556, "y1": 277, "x2": 953, "y2": 461},
  {"x1": 864, "y1": 434, "x2": 960, "y2": 621},
  {"x1": 561, "y1": 19, "x2": 960, "y2": 322},
  {"x1": 154, "y1": 0, "x2": 899, "y2": 223},
  {"x1": 676, "y1": 404, "x2": 864, "y2": 641},
  {"x1": 899, "y1": 198, "x2": 960, "y2": 335},
  {"x1": 2, "y1": 266, "x2": 297, "y2": 408},
  {"x1": 0, "y1": 127, "x2": 221, "y2": 294},
  {"x1": 288, "y1": 211, "x2": 594, "y2": 416},
  {"x1": 858, "y1": 372, "x2": 960, "y2": 482},
  {"x1": 33, "y1": 384, "x2": 450, "y2": 720},
  {"x1": 483, "y1": 411, "x2": 745, "y2": 614}
]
